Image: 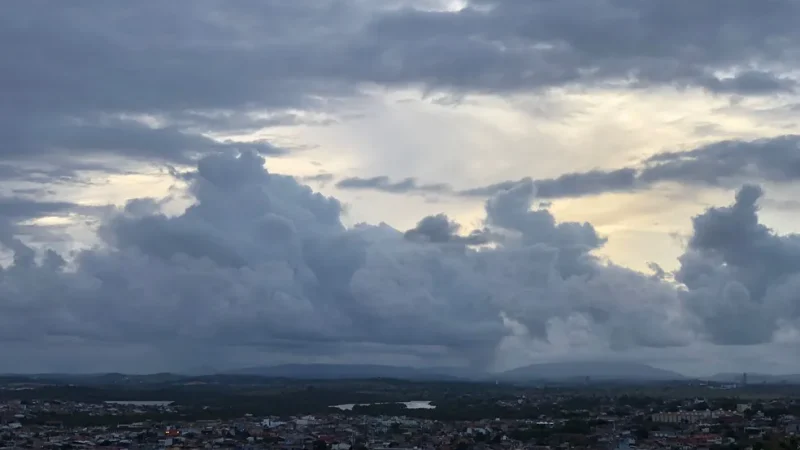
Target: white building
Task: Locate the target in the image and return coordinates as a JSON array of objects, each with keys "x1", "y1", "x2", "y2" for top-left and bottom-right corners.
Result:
[{"x1": 651, "y1": 410, "x2": 726, "y2": 424}]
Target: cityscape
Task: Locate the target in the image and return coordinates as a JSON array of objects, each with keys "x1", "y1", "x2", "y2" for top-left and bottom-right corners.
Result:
[{"x1": 1, "y1": 370, "x2": 800, "y2": 449}]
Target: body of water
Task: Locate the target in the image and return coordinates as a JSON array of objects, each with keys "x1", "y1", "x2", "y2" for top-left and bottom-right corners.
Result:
[
  {"x1": 104, "y1": 401, "x2": 174, "y2": 406},
  {"x1": 331, "y1": 400, "x2": 435, "y2": 410}
]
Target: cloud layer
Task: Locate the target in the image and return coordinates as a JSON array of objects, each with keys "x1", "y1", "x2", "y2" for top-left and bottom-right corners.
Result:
[
  {"x1": 4, "y1": 1, "x2": 800, "y2": 373},
  {"x1": 337, "y1": 135, "x2": 800, "y2": 199},
  {"x1": 1, "y1": 152, "x2": 798, "y2": 372},
  {"x1": 5, "y1": 0, "x2": 800, "y2": 175},
  {"x1": 678, "y1": 185, "x2": 800, "y2": 345}
]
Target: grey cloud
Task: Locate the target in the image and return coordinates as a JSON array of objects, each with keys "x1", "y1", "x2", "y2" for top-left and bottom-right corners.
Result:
[
  {"x1": 11, "y1": 188, "x2": 57, "y2": 197},
  {"x1": 0, "y1": 151, "x2": 695, "y2": 372},
  {"x1": 1, "y1": 115, "x2": 285, "y2": 168},
  {"x1": 458, "y1": 179, "x2": 520, "y2": 197},
  {"x1": 696, "y1": 70, "x2": 798, "y2": 95},
  {"x1": 404, "y1": 214, "x2": 493, "y2": 245},
  {"x1": 164, "y1": 111, "x2": 339, "y2": 136},
  {"x1": 6, "y1": 1, "x2": 800, "y2": 371},
  {"x1": 337, "y1": 168, "x2": 638, "y2": 199},
  {"x1": 4, "y1": 0, "x2": 800, "y2": 182},
  {"x1": 677, "y1": 185, "x2": 800, "y2": 345},
  {"x1": 511, "y1": 135, "x2": 800, "y2": 198},
  {"x1": 0, "y1": 165, "x2": 78, "y2": 184},
  {"x1": 647, "y1": 262, "x2": 667, "y2": 281},
  {"x1": 369, "y1": 0, "x2": 800, "y2": 95},
  {"x1": 461, "y1": 169, "x2": 638, "y2": 198},
  {"x1": 0, "y1": 197, "x2": 87, "y2": 258},
  {"x1": 0, "y1": 198, "x2": 77, "y2": 222},
  {"x1": 336, "y1": 176, "x2": 451, "y2": 194},
  {"x1": 338, "y1": 135, "x2": 800, "y2": 201},
  {"x1": 0, "y1": 161, "x2": 122, "y2": 185},
  {"x1": 301, "y1": 173, "x2": 335, "y2": 187},
  {"x1": 640, "y1": 135, "x2": 800, "y2": 185},
  {"x1": 6, "y1": 152, "x2": 800, "y2": 371},
  {"x1": 51, "y1": 120, "x2": 286, "y2": 163},
  {"x1": 762, "y1": 198, "x2": 800, "y2": 210},
  {"x1": 484, "y1": 179, "x2": 605, "y2": 280},
  {"x1": 528, "y1": 135, "x2": 800, "y2": 195},
  {"x1": 7, "y1": 0, "x2": 800, "y2": 117}
]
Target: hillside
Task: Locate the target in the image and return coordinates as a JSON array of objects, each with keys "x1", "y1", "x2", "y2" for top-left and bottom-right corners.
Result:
[
  {"x1": 225, "y1": 364, "x2": 466, "y2": 381},
  {"x1": 497, "y1": 361, "x2": 685, "y2": 382},
  {"x1": 708, "y1": 373, "x2": 800, "y2": 384}
]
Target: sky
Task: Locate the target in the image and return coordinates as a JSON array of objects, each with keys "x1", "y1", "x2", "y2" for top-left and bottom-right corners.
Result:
[{"x1": 2, "y1": 0, "x2": 800, "y2": 376}]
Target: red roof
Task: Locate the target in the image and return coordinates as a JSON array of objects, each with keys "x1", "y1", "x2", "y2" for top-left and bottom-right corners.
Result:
[{"x1": 318, "y1": 435, "x2": 336, "y2": 443}]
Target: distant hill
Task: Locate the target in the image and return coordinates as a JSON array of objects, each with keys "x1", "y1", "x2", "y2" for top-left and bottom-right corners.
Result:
[
  {"x1": 708, "y1": 373, "x2": 800, "y2": 384},
  {"x1": 179, "y1": 365, "x2": 221, "y2": 376},
  {"x1": 496, "y1": 361, "x2": 686, "y2": 382},
  {"x1": 225, "y1": 363, "x2": 468, "y2": 381},
  {"x1": 1, "y1": 361, "x2": 692, "y2": 385},
  {"x1": 36, "y1": 372, "x2": 185, "y2": 385}
]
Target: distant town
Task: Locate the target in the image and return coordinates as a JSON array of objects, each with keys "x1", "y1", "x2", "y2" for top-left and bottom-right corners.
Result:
[{"x1": 1, "y1": 364, "x2": 800, "y2": 449}]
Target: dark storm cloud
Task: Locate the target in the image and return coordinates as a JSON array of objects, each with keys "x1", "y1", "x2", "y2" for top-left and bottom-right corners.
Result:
[
  {"x1": 640, "y1": 135, "x2": 800, "y2": 185},
  {"x1": 522, "y1": 135, "x2": 800, "y2": 198},
  {"x1": 0, "y1": 160, "x2": 131, "y2": 185},
  {"x1": 8, "y1": 0, "x2": 800, "y2": 113},
  {"x1": 368, "y1": 0, "x2": 800, "y2": 94},
  {"x1": 0, "y1": 165, "x2": 78, "y2": 184},
  {"x1": 677, "y1": 185, "x2": 800, "y2": 345},
  {"x1": 5, "y1": 0, "x2": 800, "y2": 371},
  {"x1": 0, "y1": 115, "x2": 285, "y2": 166},
  {"x1": 52, "y1": 120, "x2": 286, "y2": 162},
  {"x1": 404, "y1": 214, "x2": 494, "y2": 245},
  {"x1": 0, "y1": 198, "x2": 87, "y2": 257},
  {"x1": 695, "y1": 71, "x2": 798, "y2": 95},
  {"x1": 4, "y1": 0, "x2": 800, "y2": 177},
  {"x1": 2, "y1": 151, "x2": 798, "y2": 371},
  {"x1": 0, "y1": 151, "x2": 695, "y2": 371},
  {"x1": 1, "y1": 1, "x2": 334, "y2": 171}
]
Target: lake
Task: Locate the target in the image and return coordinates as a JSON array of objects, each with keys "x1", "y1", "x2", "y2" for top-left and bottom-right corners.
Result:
[
  {"x1": 104, "y1": 401, "x2": 174, "y2": 406},
  {"x1": 331, "y1": 400, "x2": 435, "y2": 410}
]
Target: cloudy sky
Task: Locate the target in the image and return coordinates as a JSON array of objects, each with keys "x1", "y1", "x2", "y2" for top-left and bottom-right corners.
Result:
[{"x1": 3, "y1": 0, "x2": 800, "y2": 376}]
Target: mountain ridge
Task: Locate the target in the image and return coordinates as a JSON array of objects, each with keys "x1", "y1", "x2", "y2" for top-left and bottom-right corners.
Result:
[
  {"x1": 225, "y1": 361, "x2": 686, "y2": 382},
  {"x1": 224, "y1": 363, "x2": 469, "y2": 381},
  {"x1": 707, "y1": 372, "x2": 800, "y2": 383},
  {"x1": 496, "y1": 361, "x2": 685, "y2": 382},
  {"x1": 1, "y1": 362, "x2": 692, "y2": 382}
]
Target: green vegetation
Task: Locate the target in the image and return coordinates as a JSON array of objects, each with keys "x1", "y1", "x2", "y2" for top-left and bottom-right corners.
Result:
[{"x1": 4, "y1": 376, "x2": 800, "y2": 424}]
